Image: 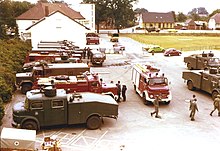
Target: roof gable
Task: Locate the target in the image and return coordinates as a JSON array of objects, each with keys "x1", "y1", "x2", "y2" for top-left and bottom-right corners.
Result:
[
  {"x1": 16, "y1": 2, "x2": 85, "y2": 20},
  {"x1": 26, "y1": 10, "x2": 90, "y2": 31},
  {"x1": 211, "y1": 13, "x2": 220, "y2": 23},
  {"x1": 142, "y1": 12, "x2": 174, "y2": 23}
]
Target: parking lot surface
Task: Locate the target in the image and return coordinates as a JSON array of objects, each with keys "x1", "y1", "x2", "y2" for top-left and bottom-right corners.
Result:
[{"x1": 1, "y1": 35, "x2": 220, "y2": 151}]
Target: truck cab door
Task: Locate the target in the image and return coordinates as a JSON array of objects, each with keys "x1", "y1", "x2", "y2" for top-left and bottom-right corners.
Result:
[
  {"x1": 29, "y1": 100, "x2": 44, "y2": 126},
  {"x1": 89, "y1": 81, "x2": 101, "y2": 93},
  {"x1": 210, "y1": 77, "x2": 218, "y2": 93},
  {"x1": 201, "y1": 74, "x2": 211, "y2": 93},
  {"x1": 138, "y1": 76, "x2": 146, "y2": 92},
  {"x1": 44, "y1": 99, "x2": 67, "y2": 126},
  {"x1": 197, "y1": 58, "x2": 203, "y2": 69}
]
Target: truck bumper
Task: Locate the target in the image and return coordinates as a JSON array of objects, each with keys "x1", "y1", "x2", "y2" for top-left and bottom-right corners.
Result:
[
  {"x1": 145, "y1": 93, "x2": 172, "y2": 103},
  {"x1": 11, "y1": 120, "x2": 20, "y2": 128}
]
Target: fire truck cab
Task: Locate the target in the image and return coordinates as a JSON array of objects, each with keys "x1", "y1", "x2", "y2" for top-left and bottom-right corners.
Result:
[{"x1": 132, "y1": 64, "x2": 172, "y2": 105}]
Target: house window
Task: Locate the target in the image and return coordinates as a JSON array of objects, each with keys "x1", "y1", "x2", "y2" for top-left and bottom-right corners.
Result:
[{"x1": 56, "y1": 19, "x2": 62, "y2": 29}]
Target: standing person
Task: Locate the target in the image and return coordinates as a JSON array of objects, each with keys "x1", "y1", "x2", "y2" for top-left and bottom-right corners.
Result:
[
  {"x1": 150, "y1": 95, "x2": 161, "y2": 118},
  {"x1": 189, "y1": 94, "x2": 199, "y2": 121},
  {"x1": 122, "y1": 84, "x2": 127, "y2": 102},
  {"x1": 210, "y1": 94, "x2": 220, "y2": 116},
  {"x1": 116, "y1": 81, "x2": 121, "y2": 102},
  {"x1": 83, "y1": 47, "x2": 86, "y2": 59},
  {"x1": 87, "y1": 47, "x2": 91, "y2": 59}
]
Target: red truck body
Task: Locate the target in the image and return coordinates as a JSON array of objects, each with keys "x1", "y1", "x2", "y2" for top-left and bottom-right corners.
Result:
[
  {"x1": 25, "y1": 51, "x2": 82, "y2": 63},
  {"x1": 33, "y1": 72, "x2": 118, "y2": 98},
  {"x1": 132, "y1": 64, "x2": 172, "y2": 105}
]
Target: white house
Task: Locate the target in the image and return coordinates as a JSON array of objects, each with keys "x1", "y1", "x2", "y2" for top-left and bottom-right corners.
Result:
[
  {"x1": 208, "y1": 13, "x2": 220, "y2": 30},
  {"x1": 16, "y1": 2, "x2": 94, "y2": 47},
  {"x1": 71, "y1": 3, "x2": 96, "y2": 32},
  {"x1": 26, "y1": 10, "x2": 90, "y2": 49}
]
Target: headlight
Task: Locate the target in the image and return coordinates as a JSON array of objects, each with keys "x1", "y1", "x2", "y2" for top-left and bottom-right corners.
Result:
[{"x1": 149, "y1": 94, "x2": 154, "y2": 98}]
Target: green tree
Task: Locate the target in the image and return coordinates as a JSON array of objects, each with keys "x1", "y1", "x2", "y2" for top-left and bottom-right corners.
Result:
[
  {"x1": 176, "y1": 12, "x2": 187, "y2": 22},
  {"x1": 0, "y1": 0, "x2": 33, "y2": 39},
  {"x1": 209, "y1": 9, "x2": 220, "y2": 18},
  {"x1": 83, "y1": 0, "x2": 137, "y2": 33},
  {"x1": 0, "y1": 97, "x2": 4, "y2": 125}
]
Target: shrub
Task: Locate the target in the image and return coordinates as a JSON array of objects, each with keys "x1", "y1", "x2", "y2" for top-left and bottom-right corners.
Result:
[{"x1": 0, "y1": 97, "x2": 5, "y2": 125}]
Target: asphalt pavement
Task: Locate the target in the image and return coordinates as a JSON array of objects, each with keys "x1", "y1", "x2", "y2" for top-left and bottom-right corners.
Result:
[{"x1": 1, "y1": 35, "x2": 220, "y2": 151}]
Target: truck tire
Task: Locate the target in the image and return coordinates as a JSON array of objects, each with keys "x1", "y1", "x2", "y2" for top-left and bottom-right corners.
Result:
[
  {"x1": 164, "y1": 101, "x2": 170, "y2": 105},
  {"x1": 86, "y1": 115, "x2": 101, "y2": 130},
  {"x1": 187, "y1": 63, "x2": 193, "y2": 70},
  {"x1": 212, "y1": 91, "x2": 219, "y2": 100},
  {"x1": 143, "y1": 93, "x2": 151, "y2": 105},
  {"x1": 21, "y1": 83, "x2": 32, "y2": 94},
  {"x1": 187, "y1": 81, "x2": 195, "y2": 90},
  {"x1": 21, "y1": 120, "x2": 38, "y2": 131}
]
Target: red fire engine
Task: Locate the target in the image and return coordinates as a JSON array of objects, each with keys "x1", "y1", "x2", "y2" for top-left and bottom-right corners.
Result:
[
  {"x1": 132, "y1": 64, "x2": 172, "y2": 105},
  {"x1": 25, "y1": 51, "x2": 82, "y2": 63},
  {"x1": 32, "y1": 71, "x2": 118, "y2": 99}
]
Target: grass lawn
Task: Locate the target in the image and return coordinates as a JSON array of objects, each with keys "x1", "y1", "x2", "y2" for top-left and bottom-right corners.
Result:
[{"x1": 122, "y1": 33, "x2": 220, "y2": 51}]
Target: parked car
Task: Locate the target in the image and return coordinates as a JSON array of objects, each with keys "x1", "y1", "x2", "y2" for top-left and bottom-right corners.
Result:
[
  {"x1": 113, "y1": 43, "x2": 125, "y2": 53},
  {"x1": 86, "y1": 33, "x2": 99, "y2": 45},
  {"x1": 148, "y1": 45, "x2": 165, "y2": 53},
  {"x1": 110, "y1": 33, "x2": 119, "y2": 42},
  {"x1": 146, "y1": 27, "x2": 160, "y2": 33},
  {"x1": 164, "y1": 48, "x2": 182, "y2": 56}
]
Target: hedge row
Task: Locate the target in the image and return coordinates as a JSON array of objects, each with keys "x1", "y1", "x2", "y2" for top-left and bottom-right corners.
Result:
[{"x1": 0, "y1": 39, "x2": 31, "y2": 125}]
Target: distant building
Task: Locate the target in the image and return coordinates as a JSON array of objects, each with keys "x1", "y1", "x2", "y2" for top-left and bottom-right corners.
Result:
[
  {"x1": 185, "y1": 19, "x2": 196, "y2": 30},
  {"x1": 136, "y1": 12, "x2": 175, "y2": 29},
  {"x1": 208, "y1": 13, "x2": 220, "y2": 30}
]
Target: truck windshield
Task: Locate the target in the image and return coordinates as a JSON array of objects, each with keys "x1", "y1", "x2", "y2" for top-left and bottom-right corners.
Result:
[
  {"x1": 148, "y1": 77, "x2": 167, "y2": 85},
  {"x1": 208, "y1": 58, "x2": 220, "y2": 65}
]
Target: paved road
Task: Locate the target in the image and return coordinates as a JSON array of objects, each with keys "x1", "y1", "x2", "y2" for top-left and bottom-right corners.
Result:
[{"x1": 1, "y1": 35, "x2": 220, "y2": 151}]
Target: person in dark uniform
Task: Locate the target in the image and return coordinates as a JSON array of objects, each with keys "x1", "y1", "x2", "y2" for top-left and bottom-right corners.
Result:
[
  {"x1": 210, "y1": 94, "x2": 220, "y2": 116},
  {"x1": 87, "y1": 47, "x2": 91, "y2": 59},
  {"x1": 189, "y1": 94, "x2": 199, "y2": 121},
  {"x1": 151, "y1": 95, "x2": 161, "y2": 118},
  {"x1": 83, "y1": 47, "x2": 86, "y2": 59},
  {"x1": 122, "y1": 84, "x2": 127, "y2": 101},
  {"x1": 116, "y1": 81, "x2": 121, "y2": 102}
]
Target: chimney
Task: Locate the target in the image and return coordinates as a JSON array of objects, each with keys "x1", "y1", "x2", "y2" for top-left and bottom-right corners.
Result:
[{"x1": 45, "y1": 6, "x2": 49, "y2": 17}]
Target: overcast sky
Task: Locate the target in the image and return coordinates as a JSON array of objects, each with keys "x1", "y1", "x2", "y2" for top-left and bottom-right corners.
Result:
[{"x1": 16, "y1": 0, "x2": 220, "y2": 14}]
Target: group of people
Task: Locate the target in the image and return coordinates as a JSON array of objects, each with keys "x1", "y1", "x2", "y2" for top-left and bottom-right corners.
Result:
[
  {"x1": 116, "y1": 81, "x2": 127, "y2": 102},
  {"x1": 150, "y1": 94, "x2": 220, "y2": 121}
]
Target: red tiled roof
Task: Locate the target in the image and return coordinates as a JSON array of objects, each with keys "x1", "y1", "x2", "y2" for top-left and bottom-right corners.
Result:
[
  {"x1": 142, "y1": 12, "x2": 174, "y2": 23},
  {"x1": 16, "y1": 2, "x2": 85, "y2": 20},
  {"x1": 211, "y1": 13, "x2": 220, "y2": 24}
]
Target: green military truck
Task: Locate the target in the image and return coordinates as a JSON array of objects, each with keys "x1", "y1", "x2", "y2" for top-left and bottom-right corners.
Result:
[
  {"x1": 12, "y1": 88, "x2": 118, "y2": 130},
  {"x1": 183, "y1": 52, "x2": 220, "y2": 70},
  {"x1": 182, "y1": 68, "x2": 220, "y2": 100}
]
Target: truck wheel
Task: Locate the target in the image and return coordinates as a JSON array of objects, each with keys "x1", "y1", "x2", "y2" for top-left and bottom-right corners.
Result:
[
  {"x1": 187, "y1": 63, "x2": 193, "y2": 70},
  {"x1": 164, "y1": 101, "x2": 170, "y2": 105},
  {"x1": 21, "y1": 120, "x2": 38, "y2": 131},
  {"x1": 212, "y1": 91, "x2": 219, "y2": 100},
  {"x1": 187, "y1": 81, "x2": 195, "y2": 90},
  {"x1": 86, "y1": 115, "x2": 101, "y2": 130},
  {"x1": 21, "y1": 83, "x2": 32, "y2": 94},
  {"x1": 133, "y1": 85, "x2": 138, "y2": 94},
  {"x1": 143, "y1": 93, "x2": 151, "y2": 105}
]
